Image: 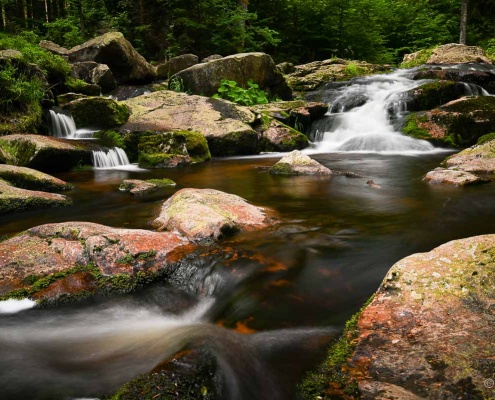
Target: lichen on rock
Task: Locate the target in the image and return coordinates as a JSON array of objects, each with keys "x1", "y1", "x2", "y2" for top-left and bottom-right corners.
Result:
[{"x1": 269, "y1": 150, "x2": 331, "y2": 176}]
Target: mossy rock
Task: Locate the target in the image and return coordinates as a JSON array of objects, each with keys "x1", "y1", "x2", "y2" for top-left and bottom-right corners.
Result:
[
  {"x1": 405, "y1": 81, "x2": 465, "y2": 112},
  {"x1": 137, "y1": 130, "x2": 211, "y2": 168},
  {"x1": 0, "y1": 164, "x2": 73, "y2": 192},
  {"x1": 0, "y1": 184, "x2": 72, "y2": 215},
  {"x1": 62, "y1": 97, "x2": 130, "y2": 129},
  {"x1": 257, "y1": 114, "x2": 308, "y2": 152},
  {"x1": 206, "y1": 129, "x2": 258, "y2": 156},
  {"x1": 476, "y1": 132, "x2": 495, "y2": 145}
]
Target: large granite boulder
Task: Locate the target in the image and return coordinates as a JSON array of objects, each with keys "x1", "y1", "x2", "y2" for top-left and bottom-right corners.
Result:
[
  {"x1": 0, "y1": 134, "x2": 95, "y2": 172},
  {"x1": 62, "y1": 97, "x2": 130, "y2": 129},
  {"x1": 0, "y1": 182, "x2": 71, "y2": 215},
  {"x1": 0, "y1": 164, "x2": 73, "y2": 192},
  {"x1": 424, "y1": 167, "x2": 487, "y2": 186},
  {"x1": 122, "y1": 90, "x2": 258, "y2": 156},
  {"x1": 269, "y1": 150, "x2": 332, "y2": 176},
  {"x1": 172, "y1": 52, "x2": 292, "y2": 100},
  {"x1": 67, "y1": 32, "x2": 157, "y2": 84},
  {"x1": 402, "y1": 96, "x2": 495, "y2": 148},
  {"x1": 0, "y1": 222, "x2": 190, "y2": 302},
  {"x1": 443, "y1": 137, "x2": 495, "y2": 174},
  {"x1": 156, "y1": 54, "x2": 199, "y2": 79},
  {"x1": 286, "y1": 58, "x2": 391, "y2": 92},
  {"x1": 426, "y1": 43, "x2": 492, "y2": 65},
  {"x1": 152, "y1": 188, "x2": 276, "y2": 241},
  {"x1": 71, "y1": 61, "x2": 117, "y2": 93},
  {"x1": 301, "y1": 234, "x2": 495, "y2": 399}
]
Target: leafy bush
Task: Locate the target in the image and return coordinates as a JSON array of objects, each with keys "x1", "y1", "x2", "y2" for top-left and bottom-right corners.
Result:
[
  {"x1": 213, "y1": 79, "x2": 269, "y2": 106},
  {"x1": 43, "y1": 17, "x2": 83, "y2": 48}
]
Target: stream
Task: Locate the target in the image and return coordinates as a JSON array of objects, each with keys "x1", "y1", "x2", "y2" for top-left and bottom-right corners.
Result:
[{"x1": 2, "y1": 65, "x2": 495, "y2": 399}]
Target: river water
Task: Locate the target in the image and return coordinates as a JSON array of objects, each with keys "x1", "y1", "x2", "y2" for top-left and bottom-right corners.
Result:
[{"x1": 2, "y1": 66, "x2": 495, "y2": 399}]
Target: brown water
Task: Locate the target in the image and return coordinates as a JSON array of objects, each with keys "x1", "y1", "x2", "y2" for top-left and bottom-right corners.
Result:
[{"x1": 2, "y1": 152, "x2": 495, "y2": 399}]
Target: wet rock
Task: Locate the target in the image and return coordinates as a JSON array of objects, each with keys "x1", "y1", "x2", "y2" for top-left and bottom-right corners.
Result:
[
  {"x1": 152, "y1": 188, "x2": 276, "y2": 241},
  {"x1": 172, "y1": 52, "x2": 292, "y2": 100},
  {"x1": 39, "y1": 40, "x2": 69, "y2": 58},
  {"x1": 135, "y1": 130, "x2": 211, "y2": 168},
  {"x1": 0, "y1": 164, "x2": 73, "y2": 191},
  {"x1": 257, "y1": 118, "x2": 308, "y2": 152},
  {"x1": 119, "y1": 178, "x2": 176, "y2": 195},
  {"x1": 269, "y1": 150, "x2": 331, "y2": 176},
  {"x1": 444, "y1": 138, "x2": 495, "y2": 174},
  {"x1": 404, "y1": 80, "x2": 467, "y2": 112},
  {"x1": 156, "y1": 54, "x2": 199, "y2": 79},
  {"x1": 402, "y1": 96, "x2": 495, "y2": 148},
  {"x1": 426, "y1": 43, "x2": 492, "y2": 64},
  {"x1": 412, "y1": 67, "x2": 495, "y2": 94},
  {"x1": 67, "y1": 32, "x2": 157, "y2": 84},
  {"x1": 71, "y1": 61, "x2": 117, "y2": 93},
  {"x1": 0, "y1": 134, "x2": 95, "y2": 172},
  {"x1": 0, "y1": 221, "x2": 190, "y2": 300},
  {"x1": 62, "y1": 96, "x2": 130, "y2": 129},
  {"x1": 286, "y1": 58, "x2": 391, "y2": 92},
  {"x1": 122, "y1": 90, "x2": 258, "y2": 156},
  {"x1": 0, "y1": 182, "x2": 71, "y2": 215},
  {"x1": 424, "y1": 167, "x2": 487, "y2": 186}
]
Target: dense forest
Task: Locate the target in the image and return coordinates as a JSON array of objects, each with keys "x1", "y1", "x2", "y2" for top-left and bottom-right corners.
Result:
[{"x1": 1, "y1": 0, "x2": 495, "y2": 65}]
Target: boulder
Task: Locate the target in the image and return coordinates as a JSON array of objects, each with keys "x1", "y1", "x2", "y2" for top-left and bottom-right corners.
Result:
[
  {"x1": 156, "y1": 54, "x2": 199, "y2": 79},
  {"x1": 403, "y1": 80, "x2": 467, "y2": 112},
  {"x1": 0, "y1": 164, "x2": 73, "y2": 192},
  {"x1": 152, "y1": 188, "x2": 276, "y2": 241},
  {"x1": 402, "y1": 96, "x2": 495, "y2": 148},
  {"x1": 201, "y1": 54, "x2": 223, "y2": 63},
  {"x1": 39, "y1": 40, "x2": 69, "y2": 58},
  {"x1": 0, "y1": 221, "x2": 189, "y2": 300},
  {"x1": 62, "y1": 97, "x2": 130, "y2": 129},
  {"x1": 119, "y1": 178, "x2": 176, "y2": 196},
  {"x1": 108, "y1": 83, "x2": 166, "y2": 101},
  {"x1": 0, "y1": 134, "x2": 95, "y2": 172},
  {"x1": 277, "y1": 62, "x2": 295, "y2": 74},
  {"x1": 426, "y1": 43, "x2": 492, "y2": 64},
  {"x1": 122, "y1": 90, "x2": 258, "y2": 156},
  {"x1": 172, "y1": 52, "x2": 293, "y2": 100},
  {"x1": 67, "y1": 32, "x2": 157, "y2": 84},
  {"x1": 424, "y1": 167, "x2": 487, "y2": 186},
  {"x1": 56, "y1": 93, "x2": 87, "y2": 105},
  {"x1": 257, "y1": 118, "x2": 308, "y2": 152},
  {"x1": 269, "y1": 150, "x2": 332, "y2": 175},
  {"x1": 444, "y1": 138, "x2": 495, "y2": 174},
  {"x1": 286, "y1": 58, "x2": 391, "y2": 92},
  {"x1": 136, "y1": 130, "x2": 211, "y2": 168},
  {"x1": 0, "y1": 183, "x2": 71, "y2": 215},
  {"x1": 71, "y1": 61, "x2": 117, "y2": 93}
]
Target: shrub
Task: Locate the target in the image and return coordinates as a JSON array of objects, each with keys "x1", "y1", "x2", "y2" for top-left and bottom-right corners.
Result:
[{"x1": 212, "y1": 79, "x2": 269, "y2": 106}]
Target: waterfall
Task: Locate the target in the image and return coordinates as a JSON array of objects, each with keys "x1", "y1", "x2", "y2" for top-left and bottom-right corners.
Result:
[
  {"x1": 310, "y1": 69, "x2": 440, "y2": 154},
  {"x1": 461, "y1": 82, "x2": 490, "y2": 96},
  {"x1": 92, "y1": 147, "x2": 131, "y2": 168},
  {"x1": 48, "y1": 110, "x2": 77, "y2": 138}
]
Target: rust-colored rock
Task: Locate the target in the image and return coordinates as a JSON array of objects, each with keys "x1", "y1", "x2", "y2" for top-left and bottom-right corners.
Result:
[{"x1": 152, "y1": 188, "x2": 276, "y2": 241}]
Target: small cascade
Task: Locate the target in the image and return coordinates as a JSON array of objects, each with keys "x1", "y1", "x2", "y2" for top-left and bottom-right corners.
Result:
[
  {"x1": 92, "y1": 147, "x2": 131, "y2": 168},
  {"x1": 462, "y1": 82, "x2": 490, "y2": 96},
  {"x1": 48, "y1": 109, "x2": 77, "y2": 138}
]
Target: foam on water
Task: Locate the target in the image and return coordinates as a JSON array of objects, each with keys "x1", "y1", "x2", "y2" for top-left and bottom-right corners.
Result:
[{"x1": 0, "y1": 298, "x2": 36, "y2": 314}]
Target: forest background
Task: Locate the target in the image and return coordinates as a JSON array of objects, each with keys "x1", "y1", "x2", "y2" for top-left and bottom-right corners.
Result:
[{"x1": 1, "y1": 0, "x2": 495, "y2": 66}]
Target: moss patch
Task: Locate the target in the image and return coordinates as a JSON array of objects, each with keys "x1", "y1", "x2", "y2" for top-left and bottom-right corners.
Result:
[
  {"x1": 407, "y1": 81, "x2": 463, "y2": 111},
  {"x1": 477, "y1": 132, "x2": 495, "y2": 145},
  {"x1": 147, "y1": 178, "x2": 176, "y2": 187},
  {"x1": 400, "y1": 47, "x2": 435, "y2": 68},
  {"x1": 206, "y1": 129, "x2": 258, "y2": 156},
  {"x1": 63, "y1": 97, "x2": 130, "y2": 129}
]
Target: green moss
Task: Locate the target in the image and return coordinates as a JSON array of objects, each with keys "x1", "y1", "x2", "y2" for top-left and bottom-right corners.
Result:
[
  {"x1": 0, "y1": 138, "x2": 37, "y2": 165},
  {"x1": 298, "y1": 295, "x2": 375, "y2": 400},
  {"x1": 146, "y1": 178, "x2": 176, "y2": 187},
  {"x1": 174, "y1": 130, "x2": 211, "y2": 163},
  {"x1": 477, "y1": 132, "x2": 495, "y2": 145},
  {"x1": 94, "y1": 130, "x2": 126, "y2": 149},
  {"x1": 402, "y1": 114, "x2": 431, "y2": 140},
  {"x1": 268, "y1": 162, "x2": 293, "y2": 175},
  {"x1": 409, "y1": 81, "x2": 462, "y2": 111},
  {"x1": 400, "y1": 47, "x2": 435, "y2": 68},
  {"x1": 0, "y1": 191, "x2": 72, "y2": 215},
  {"x1": 0, "y1": 169, "x2": 73, "y2": 192},
  {"x1": 64, "y1": 97, "x2": 130, "y2": 129}
]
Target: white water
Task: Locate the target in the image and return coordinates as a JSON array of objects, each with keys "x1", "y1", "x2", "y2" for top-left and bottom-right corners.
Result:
[
  {"x1": 0, "y1": 298, "x2": 35, "y2": 314},
  {"x1": 92, "y1": 147, "x2": 131, "y2": 168},
  {"x1": 312, "y1": 69, "x2": 442, "y2": 154},
  {"x1": 48, "y1": 110, "x2": 98, "y2": 139}
]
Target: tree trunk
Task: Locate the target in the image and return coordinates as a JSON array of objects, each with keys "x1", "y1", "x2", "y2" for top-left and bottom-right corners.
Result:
[
  {"x1": 44, "y1": 0, "x2": 49, "y2": 22},
  {"x1": 460, "y1": 0, "x2": 468, "y2": 44},
  {"x1": 21, "y1": 0, "x2": 28, "y2": 27},
  {"x1": 1, "y1": 3, "x2": 6, "y2": 30}
]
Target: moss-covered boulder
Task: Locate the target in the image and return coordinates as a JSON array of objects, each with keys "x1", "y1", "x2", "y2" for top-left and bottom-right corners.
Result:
[
  {"x1": 300, "y1": 234, "x2": 495, "y2": 399},
  {"x1": 152, "y1": 188, "x2": 277, "y2": 241},
  {"x1": 0, "y1": 134, "x2": 95, "y2": 172},
  {"x1": 286, "y1": 58, "x2": 391, "y2": 92},
  {"x1": 257, "y1": 117, "x2": 308, "y2": 152},
  {"x1": 402, "y1": 96, "x2": 495, "y2": 148},
  {"x1": 172, "y1": 52, "x2": 292, "y2": 100},
  {"x1": 0, "y1": 183, "x2": 71, "y2": 215},
  {"x1": 412, "y1": 67, "x2": 495, "y2": 94},
  {"x1": 443, "y1": 137, "x2": 495, "y2": 174},
  {"x1": 137, "y1": 130, "x2": 211, "y2": 168},
  {"x1": 0, "y1": 164, "x2": 73, "y2": 191},
  {"x1": 123, "y1": 90, "x2": 258, "y2": 156},
  {"x1": 62, "y1": 97, "x2": 129, "y2": 130},
  {"x1": 0, "y1": 221, "x2": 190, "y2": 302},
  {"x1": 269, "y1": 150, "x2": 331, "y2": 176},
  {"x1": 119, "y1": 178, "x2": 176, "y2": 196},
  {"x1": 67, "y1": 32, "x2": 157, "y2": 84},
  {"x1": 404, "y1": 81, "x2": 466, "y2": 112}
]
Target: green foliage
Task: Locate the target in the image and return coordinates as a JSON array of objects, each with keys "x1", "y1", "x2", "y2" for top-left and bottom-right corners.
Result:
[
  {"x1": 477, "y1": 132, "x2": 495, "y2": 145},
  {"x1": 168, "y1": 76, "x2": 186, "y2": 93},
  {"x1": 43, "y1": 17, "x2": 83, "y2": 48},
  {"x1": 94, "y1": 130, "x2": 126, "y2": 149},
  {"x1": 213, "y1": 79, "x2": 269, "y2": 106},
  {"x1": 400, "y1": 47, "x2": 435, "y2": 68}
]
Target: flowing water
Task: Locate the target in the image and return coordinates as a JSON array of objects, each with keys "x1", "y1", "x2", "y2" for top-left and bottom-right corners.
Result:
[{"x1": 3, "y1": 66, "x2": 495, "y2": 399}]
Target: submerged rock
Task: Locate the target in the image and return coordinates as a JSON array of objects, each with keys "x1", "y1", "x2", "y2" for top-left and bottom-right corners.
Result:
[
  {"x1": 0, "y1": 134, "x2": 94, "y2": 172},
  {"x1": 62, "y1": 97, "x2": 130, "y2": 129},
  {"x1": 269, "y1": 150, "x2": 331, "y2": 176},
  {"x1": 67, "y1": 32, "x2": 157, "y2": 84},
  {"x1": 0, "y1": 222, "x2": 190, "y2": 301},
  {"x1": 123, "y1": 91, "x2": 258, "y2": 156},
  {"x1": 152, "y1": 188, "x2": 276, "y2": 241},
  {"x1": 402, "y1": 96, "x2": 495, "y2": 148},
  {"x1": 0, "y1": 164, "x2": 73, "y2": 192},
  {"x1": 424, "y1": 167, "x2": 487, "y2": 186},
  {"x1": 172, "y1": 52, "x2": 292, "y2": 100},
  {"x1": 301, "y1": 234, "x2": 495, "y2": 399}
]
